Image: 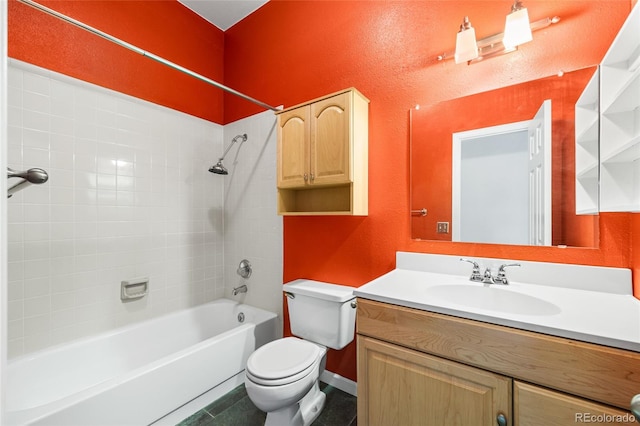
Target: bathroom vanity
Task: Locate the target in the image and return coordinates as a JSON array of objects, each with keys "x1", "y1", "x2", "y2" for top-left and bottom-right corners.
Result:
[{"x1": 354, "y1": 252, "x2": 640, "y2": 425}]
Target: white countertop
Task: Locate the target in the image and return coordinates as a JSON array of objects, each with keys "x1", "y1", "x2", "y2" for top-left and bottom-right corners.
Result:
[{"x1": 354, "y1": 252, "x2": 640, "y2": 352}]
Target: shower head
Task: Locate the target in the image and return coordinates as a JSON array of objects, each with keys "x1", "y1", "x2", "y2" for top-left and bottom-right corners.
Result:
[
  {"x1": 209, "y1": 134, "x2": 247, "y2": 175},
  {"x1": 209, "y1": 160, "x2": 228, "y2": 175}
]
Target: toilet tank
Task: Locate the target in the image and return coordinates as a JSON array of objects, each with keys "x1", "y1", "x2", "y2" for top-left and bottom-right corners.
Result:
[{"x1": 283, "y1": 279, "x2": 356, "y2": 350}]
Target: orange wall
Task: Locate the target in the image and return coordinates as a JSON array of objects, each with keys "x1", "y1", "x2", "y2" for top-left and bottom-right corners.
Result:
[
  {"x1": 7, "y1": 0, "x2": 637, "y2": 384},
  {"x1": 224, "y1": 0, "x2": 634, "y2": 382},
  {"x1": 8, "y1": 0, "x2": 225, "y2": 124}
]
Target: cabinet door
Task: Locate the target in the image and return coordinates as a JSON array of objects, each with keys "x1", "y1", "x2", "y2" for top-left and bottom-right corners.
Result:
[
  {"x1": 277, "y1": 105, "x2": 310, "y2": 188},
  {"x1": 515, "y1": 381, "x2": 636, "y2": 426},
  {"x1": 358, "y1": 335, "x2": 512, "y2": 426},
  {"x1": 310, "y1": 92, "x2": 351, "y2": 186}
]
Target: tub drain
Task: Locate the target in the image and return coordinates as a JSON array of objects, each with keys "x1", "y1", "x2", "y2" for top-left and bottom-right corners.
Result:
[{"x1": 237, "y1": 312, "x2": 245, "y2": 323}]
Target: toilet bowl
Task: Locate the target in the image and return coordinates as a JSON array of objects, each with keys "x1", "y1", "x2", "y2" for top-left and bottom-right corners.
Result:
[
  {"x1": 244, "y1": 280, "x2": 356, "y2": 426},
  {"x1": 245, "y1": 337, "x2": 327, "y2": 425}
]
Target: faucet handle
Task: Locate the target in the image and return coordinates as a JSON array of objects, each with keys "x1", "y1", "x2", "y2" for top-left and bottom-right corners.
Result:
[
  {"x1": 460, "y1": 258, "x2": 482, "y2": 282},
  {"x1": 495, "y1": 263, "x2": 521, "y2": 285}
]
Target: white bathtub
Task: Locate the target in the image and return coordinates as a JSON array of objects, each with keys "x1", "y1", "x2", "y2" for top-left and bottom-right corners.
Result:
[{"x1": 4, "y1": 299, "x2": 278, "y2": 425}]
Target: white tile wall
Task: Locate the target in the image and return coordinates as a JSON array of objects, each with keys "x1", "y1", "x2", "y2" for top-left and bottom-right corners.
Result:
[
  {"x1": 6, "y1": 60, "x2": 232, "y2": 358},
  {"x1": 222, "y1": 110, "x2": 283, "y2": 333}
]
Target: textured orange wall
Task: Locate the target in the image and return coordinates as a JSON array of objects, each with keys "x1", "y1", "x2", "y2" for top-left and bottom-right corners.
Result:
[
  {"x1": 224, "y1": 0, "x2": 634, "y2": 381},
  {"x1": 8, "y1": 0, "x2": 225, "y2": 123}
]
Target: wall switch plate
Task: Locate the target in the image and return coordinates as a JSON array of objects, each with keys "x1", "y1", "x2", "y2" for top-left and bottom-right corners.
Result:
[{"x1": 437, "y1": 222, "x2": 449, "y2": 234}]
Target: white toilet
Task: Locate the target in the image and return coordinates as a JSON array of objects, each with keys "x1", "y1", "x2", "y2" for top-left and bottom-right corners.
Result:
[{"x1": 244, "y1": 279, "x2": 357, "y2": 426}]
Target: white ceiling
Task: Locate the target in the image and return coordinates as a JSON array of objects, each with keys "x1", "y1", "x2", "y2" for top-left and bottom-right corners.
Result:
[{"x1": 178, "y1": 0, "x2": 269, "y2": 31}]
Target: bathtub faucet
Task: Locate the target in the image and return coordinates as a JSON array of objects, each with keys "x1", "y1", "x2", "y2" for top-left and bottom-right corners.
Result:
[{"x1": 232, "y1": 284, "x2": 248, "y2": 296}]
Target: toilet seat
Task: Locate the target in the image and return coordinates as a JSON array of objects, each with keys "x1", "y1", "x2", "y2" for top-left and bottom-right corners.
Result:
[{"x1": 246, "y1": 337, "x2": 324, "y2": 386}]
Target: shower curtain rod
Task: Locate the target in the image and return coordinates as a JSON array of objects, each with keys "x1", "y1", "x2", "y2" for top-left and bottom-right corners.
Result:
[{"x1": 18, "y1": 0, "x2": 280, "y2": 113}]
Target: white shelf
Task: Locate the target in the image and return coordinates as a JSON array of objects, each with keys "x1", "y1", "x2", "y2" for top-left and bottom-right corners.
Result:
[
  {"x1": 576, "y1": 163, "x2": 599, "y2": 179},
  {"x1": 601, "y1": 135, "x2": 640, "y2": 163},
  {"x1": 598, "y1": 3, "x2": 640, "y2": 213},
  {"x1": 575, "y1": 67, "x2": 600, "y2": 215},
  {"x1": 601, "y1": 67, "x2": 640, "y2": 114}
]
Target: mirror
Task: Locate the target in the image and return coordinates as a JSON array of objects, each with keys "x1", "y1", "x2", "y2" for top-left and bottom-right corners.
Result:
[{"x1": 410, "y1": 66, "x2": 599, "y2": 247}]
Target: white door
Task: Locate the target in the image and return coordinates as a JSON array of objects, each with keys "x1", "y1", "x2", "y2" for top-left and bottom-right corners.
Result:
[{"x1": 527, "y1": 100, "x2": 552, "y2": 246}]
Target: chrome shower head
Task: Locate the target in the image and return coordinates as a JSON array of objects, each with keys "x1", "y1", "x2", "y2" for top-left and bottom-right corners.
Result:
[
  {"x1": 209, "y1": 160, "x2": 228, "y2": 175},
  {"x1": 209, "y1": 134, "x2": 247, "y2": 175}
]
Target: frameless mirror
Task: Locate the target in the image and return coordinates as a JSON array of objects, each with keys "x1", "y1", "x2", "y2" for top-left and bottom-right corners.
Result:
[{"x1": 410, "y1": 66, "x2": 599, "y2": 247}]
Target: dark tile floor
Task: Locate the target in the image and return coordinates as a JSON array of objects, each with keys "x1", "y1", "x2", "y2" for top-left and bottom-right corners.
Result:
[{"x1": 177, "y1": 382, "x2": 357, "y2": 426}]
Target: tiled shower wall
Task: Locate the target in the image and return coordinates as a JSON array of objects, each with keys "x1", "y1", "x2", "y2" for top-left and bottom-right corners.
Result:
[
  {"x1": 223, "y1": 111, "x2": 283, "y2": 332},
  {"x1": 6, "y1": 60, "x2": 225, "y2": 358}
]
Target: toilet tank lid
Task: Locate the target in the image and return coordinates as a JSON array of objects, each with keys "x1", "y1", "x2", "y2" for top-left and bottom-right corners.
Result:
[{"x1": 283, "y1": 279, "x2": 356, "y2": 303}]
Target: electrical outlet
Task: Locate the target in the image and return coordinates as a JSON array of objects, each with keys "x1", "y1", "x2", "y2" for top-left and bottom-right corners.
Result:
[{"x1": 437, "y1": 222, "x2": 449, "y2": 234}]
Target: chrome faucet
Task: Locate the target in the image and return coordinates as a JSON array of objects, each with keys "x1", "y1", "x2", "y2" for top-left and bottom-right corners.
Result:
[
  {"x1": 461, "y1": 258, "x2": 521, "y2": 285},
  {"x1": 482, "y1": 267, "x2": 495, "y2": 284},
  {"x1": 232, "y1": 284, "x2": 247, "y2": 296}
]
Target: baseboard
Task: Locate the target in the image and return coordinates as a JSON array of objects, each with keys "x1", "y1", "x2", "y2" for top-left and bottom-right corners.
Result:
[{"x1": 320, "y1": 370, "x2": 357, "y2": 397}]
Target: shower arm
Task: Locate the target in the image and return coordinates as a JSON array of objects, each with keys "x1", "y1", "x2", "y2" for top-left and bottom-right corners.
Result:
[
  {"x1": 18, "y1": 0, "x2": 281, "y2": 113},
  {"x1": 218, "y1": 134, "x2": 246, "y2": 161}
]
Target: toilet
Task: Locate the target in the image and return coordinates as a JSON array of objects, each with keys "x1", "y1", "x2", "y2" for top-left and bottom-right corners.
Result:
[{"x1": 244, "y1": 279, "x2": 356, "y2": 426}]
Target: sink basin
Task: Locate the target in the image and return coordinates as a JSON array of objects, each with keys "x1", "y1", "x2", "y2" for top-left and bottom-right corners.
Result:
[{"x1": 426, "y1": 284, "x2": 561, "y2": 316}]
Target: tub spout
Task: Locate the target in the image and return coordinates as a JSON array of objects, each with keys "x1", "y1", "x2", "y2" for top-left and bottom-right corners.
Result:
[{"x1": 232, "y1": 284, "x2": 247, "y2": 296}]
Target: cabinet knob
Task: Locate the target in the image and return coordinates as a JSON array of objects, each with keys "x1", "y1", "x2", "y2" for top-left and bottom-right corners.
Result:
[
  {"x1": 496, "y1": 413, "x2": 507, "y2": 426},
  {"x1": 310, "y1": 173, "x2": 315, "y2": 181},
  {"x1": 304, "y1": 173, "x2": 308, "y2": 181},
  {"x1": 632, "y1": 394, "x2": 640, "y2": 422}
]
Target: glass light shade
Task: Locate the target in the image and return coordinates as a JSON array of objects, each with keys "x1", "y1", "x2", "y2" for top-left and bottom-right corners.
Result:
[
  {"x1": 454, "y1": 27, "x2": 479, "y2": 64},
  {"x1": 503, "y1": 7, "x2": 533, "y2": 48}
]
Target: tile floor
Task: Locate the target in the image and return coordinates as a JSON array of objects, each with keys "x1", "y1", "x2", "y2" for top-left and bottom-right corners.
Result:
[{"x1": 177, "y1": 382, "x2": 357, "y2": 426}]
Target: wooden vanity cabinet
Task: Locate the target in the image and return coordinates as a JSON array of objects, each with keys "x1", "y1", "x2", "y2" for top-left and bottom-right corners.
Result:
[
  {"x1": 357, "y1": 298, "x2": 640, "y2": 425},
  {"x1": 358, "y1": 335, "x2": 511, "y2": 426},
  {"x1": 276, "y1": 88, "x2": 369, "y2": 215},
  {"x1": 515, "y1": 382, "x2": 634, "y2": 426}
]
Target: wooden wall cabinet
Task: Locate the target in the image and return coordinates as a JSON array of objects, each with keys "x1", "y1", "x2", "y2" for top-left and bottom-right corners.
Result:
[
  {"x1": 276, "y1": 88, "x2": 369, "y2": 215},
  {"x1": 357, "y1": 298, "x2": 640, "y2": 425}
]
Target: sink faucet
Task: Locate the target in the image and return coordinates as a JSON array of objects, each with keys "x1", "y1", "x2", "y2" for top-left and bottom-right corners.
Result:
[
  {"x1": 482, "y1": 267, "x2": 495, "y2": 284},
  {"x1": 461, "y1": 258, "x2": 521, "y2": 285},
  {"x1": 232, "y1": 284, "x2": 247, "y2": 296}
]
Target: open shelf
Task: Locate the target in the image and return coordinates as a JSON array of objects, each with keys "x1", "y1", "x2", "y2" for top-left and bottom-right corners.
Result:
[
  {"x1": 277, "y1": 184, "x2": 366, "y2": 215},
  {"x1": 598, "y1": 4, "x2": 640, "y2": 213},
  {"x1": 575, "y1": 67, "x2": 600, "y2": 215}
]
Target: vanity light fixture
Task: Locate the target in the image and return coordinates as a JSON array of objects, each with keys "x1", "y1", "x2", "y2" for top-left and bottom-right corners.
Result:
[
  {"x1": 503, "y1": 0, "x2": 533, "y2": 48},
  {"x1": 454, "y1": 16, "x2": 479, "y2": 64},
  {"x1": 438, "y1": 2, "x2": 560, "y2": 64}
]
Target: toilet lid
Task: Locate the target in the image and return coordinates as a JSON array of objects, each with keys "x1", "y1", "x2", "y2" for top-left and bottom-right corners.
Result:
[{"x1": 247, "y1": 337, "x2": 322, "y2": 381}]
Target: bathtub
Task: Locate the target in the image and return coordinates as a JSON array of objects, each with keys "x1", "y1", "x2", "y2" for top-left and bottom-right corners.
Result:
[{"x1": 4, "y1": 299, "x2": 278, "y2": 425}]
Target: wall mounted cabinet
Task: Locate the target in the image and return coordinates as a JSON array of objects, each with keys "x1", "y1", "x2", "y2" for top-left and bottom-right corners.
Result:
[{"x1": 276, "y1": 88, "x2": 369, "y2": 215}]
